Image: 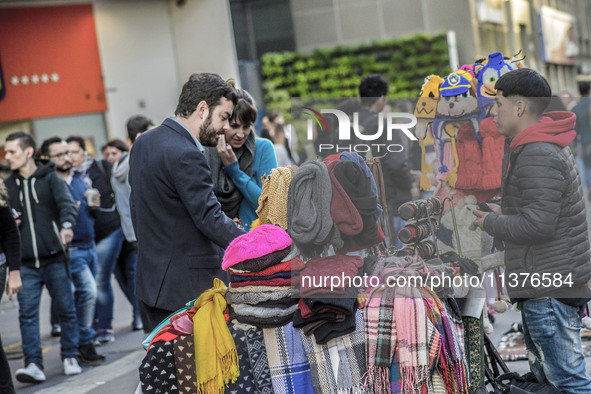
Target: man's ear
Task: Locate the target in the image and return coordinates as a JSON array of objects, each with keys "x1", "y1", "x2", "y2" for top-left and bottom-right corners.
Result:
[
  {"x1": 26, "y1": 147, "x2": 35, "y2": 159},
  {"x1": 514, "y1": 99, "x2": 525, "y2": 117},
  {"x1": 196, "y1": 101, "x2": 208, "y2": 119}
]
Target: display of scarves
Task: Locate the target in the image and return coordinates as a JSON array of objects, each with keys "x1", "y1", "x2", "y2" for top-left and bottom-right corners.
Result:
[
  {"x1": 203, "y1": 130, "x2": 255, "y2": 219},
  {"x1": 263, "y1": 322, "x2": 315, "y2": 394},
  {"x1": 364, "y1": 256, "x2": 438, "y2": 393}
]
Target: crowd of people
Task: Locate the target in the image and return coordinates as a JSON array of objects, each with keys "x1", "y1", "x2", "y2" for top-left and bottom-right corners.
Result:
[{"x1": 1, "y1": 68, "x2": 591, "y2": 393}]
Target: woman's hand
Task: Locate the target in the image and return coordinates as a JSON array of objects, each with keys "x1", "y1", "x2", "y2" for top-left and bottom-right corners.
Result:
[{"x1": 217, "y1": 135, "x2": 237, "y2": 166}]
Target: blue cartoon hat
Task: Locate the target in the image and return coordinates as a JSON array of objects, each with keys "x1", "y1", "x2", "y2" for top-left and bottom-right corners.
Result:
[{"x1": 439, "y1": 71, "x2": 472, "y2": 97}]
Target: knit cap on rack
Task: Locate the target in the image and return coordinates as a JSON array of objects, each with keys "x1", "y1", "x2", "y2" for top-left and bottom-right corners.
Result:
[
  {"x1": 222, "y1": 224, "x2": 292, "y2": 270},
  {"x1": 324, "y1": 159, "x2": 364, "y2": 236}
]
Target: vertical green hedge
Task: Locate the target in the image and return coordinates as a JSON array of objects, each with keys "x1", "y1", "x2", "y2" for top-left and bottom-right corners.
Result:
[{"x1": 261, "y1": 32, "x2": 451, "y2": 121}]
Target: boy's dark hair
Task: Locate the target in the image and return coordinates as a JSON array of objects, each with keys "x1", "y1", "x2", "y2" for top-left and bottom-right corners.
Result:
[
  {"x1": 6, "y1": 131, "x2": 36, "y2": 153},
  {"x1": 39, "y1": 137, "x2": 64, "y2": 158},
  {"x1": 126, "y1": 115, "x2": 154, "y2": 143},
  {"x1": 359, "y1": 74, "x2": 389, "y2": 108},
  {"x1": 495, "y1": 68, "x2": 552, "y2": 116},
  {"x1": 578, "y1": 81, "x2": 590, "y2": 97},
  {"x1": 231, "y1": 89, "x2": 257, "y2": 127},
  {"x1": 66, "y1": 135, "x2": 86, "y2": 151},
  {"x1": 102, "y1": 138, "x2": 129, "y2": 153},
  {"x1": 174, "y1": 73, "x2": 238, "y2": 119}
]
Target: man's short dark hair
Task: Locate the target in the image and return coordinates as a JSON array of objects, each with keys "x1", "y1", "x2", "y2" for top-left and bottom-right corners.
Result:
[
  {"x1": 126, "y1": 115, "x2": 154, "y2": 143},
  {"x1": 232, "y1": 89, "x2": 257, "y2": 127},
  {"x1": 40, "y1": 137, "x2": 64, "y2": 158},
  {"x1": 66, "y1": 135, "x2": 86, "y2": 151},
  {"x1": 102, "y1": 138, "x2": 129, "y2": 153},
  {"x1": 578, "y1": 81, "x2": 590, "y2": 97},
  {"x1": 174, "y1": 73, "x2": 238, "y2": 119},
  {"x1": 495, "y1": 68, "x2": 552, "y2": 116},
  {"x1": 6, "y1": 131, "x2": 36, "y2": 153},
  {"x1": 359, "y1": 74, "x2": 389, "y2": 107},
  {"x1": 268, "y1": 110, "x2": 282, "y2": 124}
]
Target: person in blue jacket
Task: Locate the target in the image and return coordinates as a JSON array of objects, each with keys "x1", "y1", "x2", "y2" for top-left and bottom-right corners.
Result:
[{"x1": 204, "y1": 88, "x2": 277, "y2": 231}]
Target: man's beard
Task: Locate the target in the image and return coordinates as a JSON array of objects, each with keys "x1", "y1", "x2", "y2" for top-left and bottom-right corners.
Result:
[
  {"x1": 57, "y1": 162, "x2": 72, "y2": 173},
  {"x1": 199, "y1": 113, "x2": 221, "y2": 147}
]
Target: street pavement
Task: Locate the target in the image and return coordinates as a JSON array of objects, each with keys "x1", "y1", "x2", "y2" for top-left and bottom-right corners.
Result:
[{"x1": 1, "y1": 279, "x2": 145, "y2": 394}]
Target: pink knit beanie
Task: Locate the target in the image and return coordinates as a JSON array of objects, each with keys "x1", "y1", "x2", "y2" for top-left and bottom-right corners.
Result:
[{"x1": 222, "y1": 224, "x2": 292, "y2": 270}]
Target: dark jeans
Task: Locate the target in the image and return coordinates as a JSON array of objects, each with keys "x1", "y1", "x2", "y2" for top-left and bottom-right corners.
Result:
[
  {"x1": 113, "y1": 240, "x2": 141, "y2": 325},
  {"x1": 138, "y1": 299, "x2": 173, "y2": 333},
  {"x1": 19, "y1": 264, "x2": 79, "y2": 366},
  {"x1": 0, "y1": 263, "x2": 15, "y2": 394}
]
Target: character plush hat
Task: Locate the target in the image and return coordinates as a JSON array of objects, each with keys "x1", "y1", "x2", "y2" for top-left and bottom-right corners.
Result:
[{"x1": 439, "y1": 70, "x2": 474, "y2": 97}]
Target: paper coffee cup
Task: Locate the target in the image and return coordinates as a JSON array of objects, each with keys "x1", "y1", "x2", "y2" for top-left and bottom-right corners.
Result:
[{"x1": 86, "y1": 188, "x2": 99, "y2": 207}]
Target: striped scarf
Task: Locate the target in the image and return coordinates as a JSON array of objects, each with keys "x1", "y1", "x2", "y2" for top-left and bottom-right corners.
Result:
[
  {"x1": 300, "y1": 311, "x2": 366, "y2": 394},
  {"x1": 420, "y1": 287, "x2": 469, "y2": 393},
  {"x1": 263, "y1": 322, "x2": 315, "y2": 394},
  {"x1": 363, "y1": 256, "x2": 436, "y2": 393}
]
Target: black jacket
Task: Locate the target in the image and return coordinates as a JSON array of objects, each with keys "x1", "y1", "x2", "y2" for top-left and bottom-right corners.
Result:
[
  {"x1": 129, "y1": 118, "x2": 245, "y2": 311},
  {"x1": 483, "y1": 113, "x2": 591, "y2": 303},
  {"x1": 0, "y1": 193, "x2": 21, "y2": 271},
  {"x1": 5, "y1": 161, "x2": 77, "y2": 268},
  {"x1": 355, "y1": 109, "x2": 415, "y2": 217}
]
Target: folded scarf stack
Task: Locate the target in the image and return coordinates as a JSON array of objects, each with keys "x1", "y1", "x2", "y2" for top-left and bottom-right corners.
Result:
[
  {"x1": 223, "y1": 224, "x2": 302, "y2": 328},
  {"x1": 295, "y1": 255, "x2": 363, "y2": 344}
]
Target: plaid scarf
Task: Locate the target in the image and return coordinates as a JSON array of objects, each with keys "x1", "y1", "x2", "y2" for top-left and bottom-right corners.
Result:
[
  {"x1": 420, "y1": 287, "x2": 469, "y2": 393},
  {"x1": 263, "y1": 322, "x2": 315, "y2": 394},
  {"x1": 299, "y1": 311, "x2": 366, "y2": 394}
]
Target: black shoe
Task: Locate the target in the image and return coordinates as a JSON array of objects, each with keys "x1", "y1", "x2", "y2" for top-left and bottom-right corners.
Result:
[
  {"x1": 78, "y1": 343, "x2": 106, "y2": 364},
  {"x1": 51, "y1": 324, "x2": 61, "y2": 337},
  {"x1": 132, "y1": 317, "x2": 144, "y2": 332}
]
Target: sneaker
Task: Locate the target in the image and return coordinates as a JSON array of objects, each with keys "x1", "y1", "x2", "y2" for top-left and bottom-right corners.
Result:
[
  {"x1": 78, "y1": 343, "x2": 106, "y2": 364},
  {"x1": 16, "y1": 363, "x2": 46, "y2": 383},
  {"x1": 63, "y1": 357, "x2": 82, "y2": 375},
  {"x1": 51, "y1": 324, "x2": 61, "y2": 337},
  {"x1": 132, "y1": 317, "x2": 143, "y2": 331},
  {"x1": 94, "y1": 329, "x2": 115, "y2": 346}
]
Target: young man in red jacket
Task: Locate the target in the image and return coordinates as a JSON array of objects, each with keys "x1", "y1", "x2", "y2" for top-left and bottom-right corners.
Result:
[{"x1": 474, "y1": 68, "x2": 591, "y2": 392}]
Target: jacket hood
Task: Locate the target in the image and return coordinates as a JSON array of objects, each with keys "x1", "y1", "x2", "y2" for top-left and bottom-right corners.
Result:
[
  {"x1": 510, "y1": 111, "x2": 576, "y2": 152},
  {"x1": 113, "y1": 152, "x2": 129, "y2": 182},
  {"x1": 13, "y1": 159, "x2": 56, "y2": 179}
]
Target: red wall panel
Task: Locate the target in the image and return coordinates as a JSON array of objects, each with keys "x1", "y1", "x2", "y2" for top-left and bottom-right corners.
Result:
[{"x1": 0, "y1": 4, "x2": 107, "y2": 121}]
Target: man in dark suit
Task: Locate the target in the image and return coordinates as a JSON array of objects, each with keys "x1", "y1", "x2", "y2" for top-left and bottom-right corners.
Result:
[{"x1": 129, "y1": 73, "x2": 245, "y2": 330}]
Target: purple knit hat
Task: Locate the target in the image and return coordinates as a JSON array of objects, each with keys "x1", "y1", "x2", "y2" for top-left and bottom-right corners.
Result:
[{"x1": 222, "y1": 224, "x2": 292, "y2": 270}]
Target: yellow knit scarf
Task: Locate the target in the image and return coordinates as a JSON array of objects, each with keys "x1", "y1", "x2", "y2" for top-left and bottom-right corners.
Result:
[
  {"x1": 192, "y1": 278, "x2": 239, "y2": 393},
  {"x1": 255, "y1": 166, "x2": 297, "y2": 230}
]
